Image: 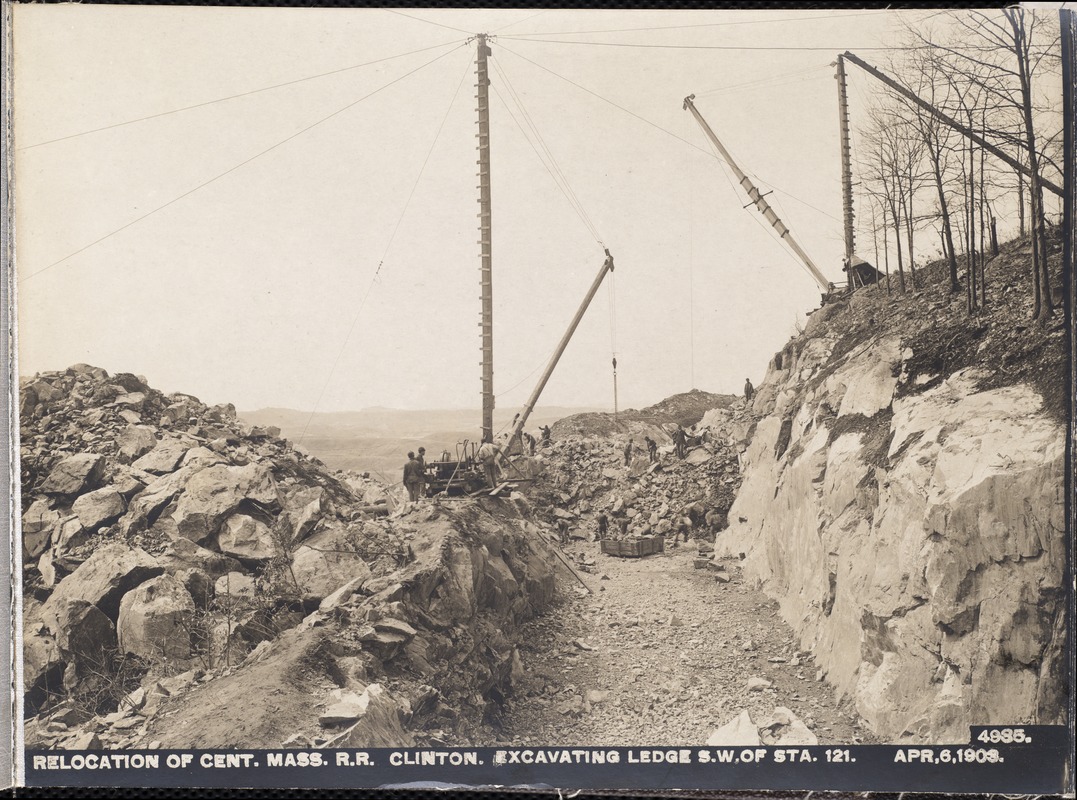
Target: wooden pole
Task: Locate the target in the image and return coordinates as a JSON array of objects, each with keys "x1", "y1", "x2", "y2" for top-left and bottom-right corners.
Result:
[
  {"x1": 477, "y1": 34, "x2": 495, "y2": 443},
  {"x1": 835, "y1": 56, "x2": 856, "y2": 262}
]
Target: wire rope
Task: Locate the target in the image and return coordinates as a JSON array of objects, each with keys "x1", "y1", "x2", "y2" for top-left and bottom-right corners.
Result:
[
  {"x1": 489, "y1": 54, "x2": 604, "y2": 245},
  {"x1": 296, "y1": 48, "x2": 474, "y2": 444},
  {"x1": 20, "y1": 43, "x2": 469, "y2": 284},
  {"x1": 18, "y1": 38, "x2": 466, "y2": 150},
  {"x1": 504, "y1": 10, "x2": 884, "y2": 38}
]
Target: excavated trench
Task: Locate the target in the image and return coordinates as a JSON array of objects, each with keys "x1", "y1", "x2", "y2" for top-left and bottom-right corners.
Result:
[{"x1": 483, "y1": 533, "x2": 873, "y2": 747}]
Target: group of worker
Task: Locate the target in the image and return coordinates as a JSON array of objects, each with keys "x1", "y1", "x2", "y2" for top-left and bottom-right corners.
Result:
[
  {"x1": 401, "y1": 425, "x2": 554, "y2": 502},
  {"x1": 402, "y1": 447, "x2": 430, "y2": 501},
  {"x1": 560, "y1": 502, "x2": 719, "y2": 546}
]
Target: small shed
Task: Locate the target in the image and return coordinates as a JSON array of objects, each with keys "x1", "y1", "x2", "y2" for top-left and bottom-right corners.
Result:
[{"x1": 843, "y1": 255, "x2": 886, "y2": 288}]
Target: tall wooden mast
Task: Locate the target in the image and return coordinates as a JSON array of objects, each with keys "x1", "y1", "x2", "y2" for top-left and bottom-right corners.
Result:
[
  {"x1": 476, "y1": 33, "x2": 494, "y2": 442},
  {"x1": 835, "y1": 55, "x2": 856, "y2": 263}
]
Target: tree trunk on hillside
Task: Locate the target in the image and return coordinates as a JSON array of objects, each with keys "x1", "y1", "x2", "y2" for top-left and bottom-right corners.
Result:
[
  {"x1": 928, "y1": 138, "x2": 961, "y2": 292},
  {"x1": 966, "y1": 140, "x2": 978, "y2": 314},
  {"x1": 905, "y1": 194, "x2": 917, "y2": 290},
  {"x1": 888, "y1": 195, "x2": 907, "y2": 293},
  {"x1": 882, "y1": 217, "x2": 892, "y2": 295},
  {"x1": 1007, "y1": 8, "x2": 1053, "y2": 320},
  {"x1": 979, "y1": 115, "x2": 988, "y2": 307},
  {"x1": 1018, "y1": 171, "x2": 1026, "y2": 237}
]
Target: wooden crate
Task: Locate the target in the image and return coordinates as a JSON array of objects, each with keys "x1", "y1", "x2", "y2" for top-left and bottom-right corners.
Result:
[{"x1": 600, "y1": 536, "x2": 665, "y2": 558}]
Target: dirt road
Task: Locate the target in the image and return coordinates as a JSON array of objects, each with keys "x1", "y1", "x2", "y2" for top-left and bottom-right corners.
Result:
[{"x1": 493, "y1": 539, "x2": 874, "y2": 746}]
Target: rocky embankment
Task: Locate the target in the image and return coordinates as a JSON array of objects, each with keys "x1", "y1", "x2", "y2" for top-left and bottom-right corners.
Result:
[
  {"x1": 20, "y1": 365, "x2": 558, "y2": 749},
  {"x1": 718, "y1": 260, "x2": 1067, "y2": 742}
]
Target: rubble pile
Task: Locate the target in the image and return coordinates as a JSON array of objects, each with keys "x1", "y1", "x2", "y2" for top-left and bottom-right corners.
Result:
[
  {"x1": 530, "y1": 399, "x2": 752, "y2": 547},
  {"x1": 20, "y1": 365, "x2": 559, "y2": 750}
]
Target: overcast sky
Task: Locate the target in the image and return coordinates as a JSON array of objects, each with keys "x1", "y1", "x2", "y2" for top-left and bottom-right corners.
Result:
[{"x1": 13, "y1": 6, "x2": 1019, "y2": 415}]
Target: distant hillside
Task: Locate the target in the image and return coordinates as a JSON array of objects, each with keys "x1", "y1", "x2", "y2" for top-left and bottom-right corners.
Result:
[
  {"x1": 551, "y1": 389, "x2": 738, "y2": 439},
  {"x1": 240, "y1": 405, "x2": 604, "y2": 477}
]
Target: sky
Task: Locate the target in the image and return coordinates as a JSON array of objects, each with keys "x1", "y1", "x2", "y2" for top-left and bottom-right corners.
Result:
[{"x1": 12, "y1": 6, "x2": 1047, "y2": 416}]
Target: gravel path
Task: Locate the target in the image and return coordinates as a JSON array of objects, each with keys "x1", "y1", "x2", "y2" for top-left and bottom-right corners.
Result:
[{"x1": 492, "y1": 539, "x2": 874, "y2": 746}]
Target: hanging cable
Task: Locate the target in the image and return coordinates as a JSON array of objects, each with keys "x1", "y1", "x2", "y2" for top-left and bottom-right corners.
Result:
[
  {"x1": 21, "y1": 42, "x2": 470, "y2": 285},
  {"x1": 496, "y1": 37, "x2": 925, "y2": 53},
  {"x1": 495, "y1": 42, "x2": 839, "y2": 224},
  {"x1": 489, "y1": 52, "x2": 604, "y2": 246},
  {"x1": 503, "y1": 10, "x2": 883, "y2": 38},
  {"x1": 492, "y1": 9, "x2": 549, "y2": 34},
  {"x1": 384, "y1": 9, "x2": 474, "y2": 35},
  {"x1": 295, "y1": 48, "x2": 474, "y2": 445},
  {"x1": 490, "y1": 83, "x2": 601, "y2": 245},
  {"x1": 18, "y1": 38, "x2": 466, "y2": 151}
]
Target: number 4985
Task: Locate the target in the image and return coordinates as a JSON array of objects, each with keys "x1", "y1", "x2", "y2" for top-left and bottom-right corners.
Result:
[{"x1": 977, "y1": 728, "x2": 1029, "y2": 744}]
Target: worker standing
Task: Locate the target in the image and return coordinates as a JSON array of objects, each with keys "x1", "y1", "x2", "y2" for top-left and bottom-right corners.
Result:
[
  {"x1": 402, "y1": 451, "x2": 425, "y2": 502},
  {"x1": 744, "y1": 378, "x2": 755, "y2": 403},
  {"x1": 416, "y1": 446, "x2": 431, "y2": 493},
  {"x1": 597, "y1": 513, "x2": 609, "y2": 542},
  {"x1": 624, "y1": 438, "x2": 634, "y2": 466},
  {"x1": 645, "y1": 436, "x2": 658, "y2": 463},
  {"x1": 673, "y1": 426, "x2": 687, "y2": 459},
  {"x1": 477, "y1": 439, "x2": 502, "y2": 489},
  {"x1": 540, "y1": 425, "x2": 551, "y2": 445}
]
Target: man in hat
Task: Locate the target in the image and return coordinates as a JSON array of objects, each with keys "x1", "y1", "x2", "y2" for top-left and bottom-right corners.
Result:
[{"x1": 403, "y1": 452, "x2": 425, "y2": 502}]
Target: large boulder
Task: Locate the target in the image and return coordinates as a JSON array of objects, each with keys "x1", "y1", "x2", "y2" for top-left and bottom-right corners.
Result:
[
  {"x1": 290, "y1": 525, "x2": 371, "y2": 598},
  {"x1": 119, "y1": 466, "x2": 194, "y2": 537},
  {"x1": 214, "y1": 571, "x2": 257, "y2": 600},
  {"x1": 117, "y1": 575, "x2": 196, "y2": 660},
  {"x1": 72, "y1": 487, "x2": 126, "y2": 531},
  {"x1": 707, "y1": 710, "x2": 760, "y2": 746},
  {"x1": 52, "y1": 517, "x2": 93, "y2": 569},
  {"x1": 22, "y1": 499, "x2": 59, "y2": 559},
  {"x1": 39, "y1": 453, "x2": 105, "y2": 496},
  {"x1": 55, "y1": 600, "x2": 116, "y2": 675},
  {"x1": 156, "y1": 535, "x2": 242, "y2": 579},
  {"x1": 40, "y1": 543, "x2": 162, "y2": 627},
  {"x1": 132, "y1": 436, "x2": 194, "y2": 475},
  {"x1": 280, "y1": 486, "x2": 325, "y2": 543},
  {"x1": 322, "y1": 684, "x2": 413, "y2": 748},
  {"x1": 117, "y1": 425, "x2": 158, "y2": 462},
  {"x1": 171, "y1": 463, "x2": 278, "y2": 543},
  {"x1": 215, "y1": 514, "x2": 277, "y2": 562}
]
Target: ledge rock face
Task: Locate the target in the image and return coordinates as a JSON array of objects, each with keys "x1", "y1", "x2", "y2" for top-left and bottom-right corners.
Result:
[{"x1": 719, "y1": 333, "x2": 1065, "y2": 742}]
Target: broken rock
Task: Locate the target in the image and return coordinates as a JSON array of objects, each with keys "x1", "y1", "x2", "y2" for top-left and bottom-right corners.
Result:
[
  {"x1": 172, "y1": 463, "x2": 278, "y2": 543},
  {"x1": 22, "y1": 499, "x2": 59, "y2": 559},
  {"x1": 706, "y1": 710, "x2": 760, "y2": 747},
  {"x1": 117, "y1": 425, "x2": 158, "y2": 462},
  {"x1": 40, "y1": 453, "x2": 106, "y2": 496},
  {"x1": 216, "y1": 514, "x2": 277, "y2": 562},
  {"x1": 132, "y1": 436, "x2": 193, "y2": 475},
  {"x1": 117, "y1": 575, "x2": 196, "y2": 660},
  {"x1": 40, "y1": 542, "x2": 162, "y2": 627},
  {"x1": 72, "y1": 487, "x2": 126, "y2": 531}
]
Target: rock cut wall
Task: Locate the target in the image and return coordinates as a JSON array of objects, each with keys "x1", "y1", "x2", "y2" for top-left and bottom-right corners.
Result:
[{"x1": 718, "y1": 307, "x2": 1067, "y2": 742}]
